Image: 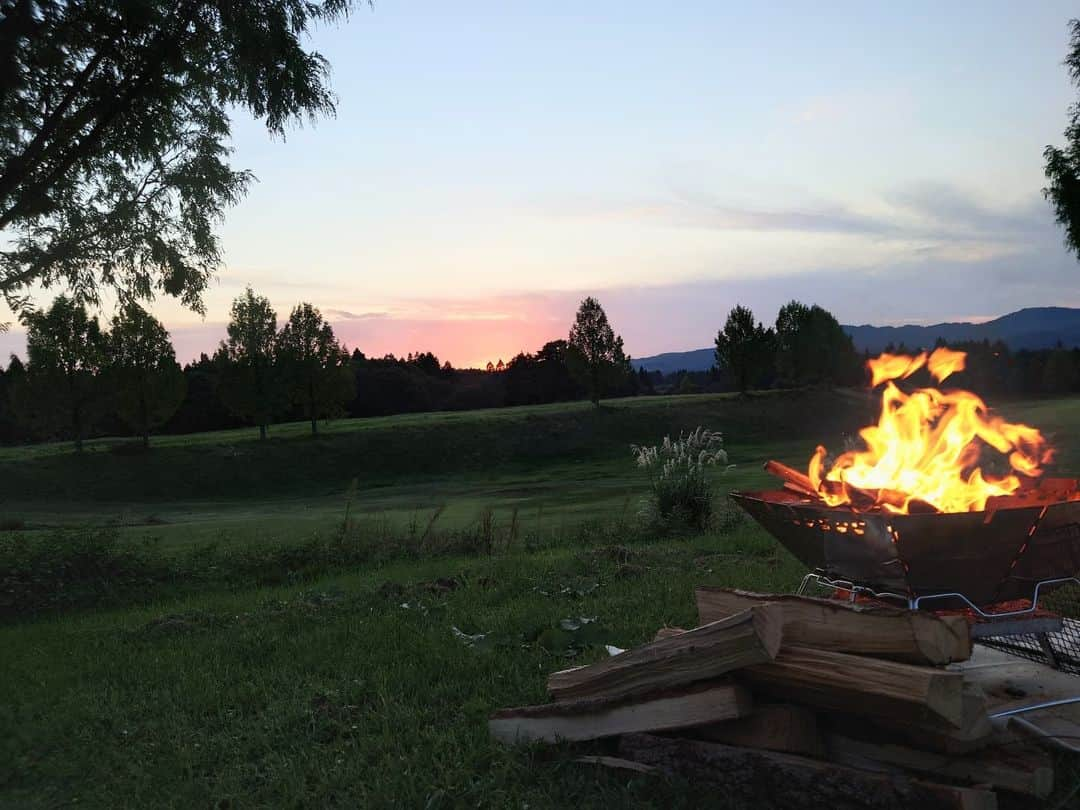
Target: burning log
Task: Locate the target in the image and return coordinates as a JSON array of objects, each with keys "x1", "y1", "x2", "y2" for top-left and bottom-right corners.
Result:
[
  {"x1": 739, "y1": 646, "x2": 965, "y2": 729},
  {"x1": 489, "y1": 682, "x2": 752, "y2": 744},
  {"x1": 763, "y1": 460, "x2": 817, "y2": 497},
  {"x1": 547, "y1": 605, "x2": 782, "y2": 703},
  {"x1": 694, "y1": 588, "x2": 972, "y2": 665},
  {"x1": 616, "y1": 734, "x2": 1000, "y2": 810}
]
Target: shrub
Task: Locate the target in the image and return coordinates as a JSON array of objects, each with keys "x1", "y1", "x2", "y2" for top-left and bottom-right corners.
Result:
[
  {"x1": 0, "y1": 529, "x2": 168, "y2": 620},
  {"x1": 632, "y1": 426, "x2": 728, "y2": 530}
]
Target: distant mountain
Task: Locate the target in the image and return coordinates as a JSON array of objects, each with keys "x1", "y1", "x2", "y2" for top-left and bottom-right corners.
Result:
[
  {"x1": 634, "y1": 307, "x2": 1080, "y2": 373},
  {"x1": 843, "y1": 307, "x2": 1080, "y2": 354},
  {"x1": 634, "y1": 348, "x2": 716, "y2": 375}
]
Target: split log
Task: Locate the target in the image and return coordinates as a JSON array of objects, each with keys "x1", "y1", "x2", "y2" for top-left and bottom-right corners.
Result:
[
  {"x1": 489, "y1": 681, "x2": 751, "y2": 744},
  {"x1": 695, "y1": 587, "x2": 972, "y2": 665},
  {"x1": 825, "y1": 733, "x2": 1053, "y2": 799},
  {"x1": 828, "y1": 684, "x2": 994, "y2": 754},
  {"x1": 740, "y1": 645, "x2": 965, "y2": 728},
  {"x1": 618, "y1": 734, "x2": 998, "y2": 810},
  {"x1": 547, "y1": 605, "x2": 782, "y2": 702},
  {"x1": 693, "y1": 703, "x2": 823, "y2": 757}
]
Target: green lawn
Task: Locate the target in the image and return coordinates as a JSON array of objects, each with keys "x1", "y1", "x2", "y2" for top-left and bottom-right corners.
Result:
[{"x1": 3, "y1": 390, "x2": 1080, "y2": 807}]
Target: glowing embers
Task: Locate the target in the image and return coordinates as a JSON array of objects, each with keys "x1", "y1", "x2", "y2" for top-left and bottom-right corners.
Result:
[{"x1": 790, "y1": 517, "x2": 867, "y2": 536}]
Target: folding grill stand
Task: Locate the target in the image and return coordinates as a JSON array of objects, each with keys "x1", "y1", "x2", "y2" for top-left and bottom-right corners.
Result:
[{"x1": 798, "y1": 571, "x2": 1080, "y2": 671}]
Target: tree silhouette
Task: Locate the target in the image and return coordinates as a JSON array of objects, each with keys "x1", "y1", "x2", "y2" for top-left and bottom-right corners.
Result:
[
  {"x1": 18, "y1": 295, "x2": 105, "y2": 450},
  {"x1": 0, "y1": 1, "x2": 354, "y2": 315},
  {"x1": 105, "y1": 303, "x2": 186, "y2": 448},
  {"x1": 1045, "y1": 19, "x2": 1080, "y2": 259},
  {"x1": 774, "y1": 300, "x2": 859, "y2": 387},
  {"x1": 567, "y1": 296, "x2": 628, "y2": 406},
  {"x1": 221, "y1": 287, "x2": 279, "y2": 439},
  {"x1": 714, "y1": 305, "x2": 774, "y2": 393},
  {"x1": 277, "y1": 303, "x2": 353, "y2": 436}
]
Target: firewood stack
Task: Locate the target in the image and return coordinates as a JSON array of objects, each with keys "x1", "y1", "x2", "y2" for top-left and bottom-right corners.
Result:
[{"x1": 490, "y1": 588, "x2": 1057, "y2": 810}]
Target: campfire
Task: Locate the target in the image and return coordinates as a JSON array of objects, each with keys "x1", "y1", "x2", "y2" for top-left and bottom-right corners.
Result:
[
  {"x1": 779, "y1": 347, "x2": 1071, "y2": 515},
  {"x1": 731, "y1": 349, "x2": 1080, "y2": 608}
]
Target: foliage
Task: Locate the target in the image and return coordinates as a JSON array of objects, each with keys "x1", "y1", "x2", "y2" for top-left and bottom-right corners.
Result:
[
  {"x1": 774, "y1": 300, "x2": 860, "y2": 387},
  {"x1": 105, "y1": 303, "x2": 186, "y2": 447},
  {"x1": 567, "y1": 296, "x2": 630, "y2": 405},
  {"x1": 16, "y1": 295, "x2": 106, "y2": 449},
  {"x1": 632, "y1": 426, "x2": 728, "y2": 529},
  {"x1": 714, "y1": 305, "x2": 775, "y2": 393},
  {"x1": 0, "y1": 1, "x2": 353, "y2": 314},
  {"x1": 1044, "y1": 19, "x2": 1080, "y2": 260},
  {"x1": 0, "y1": 529, "x2": 168, "y2": 620},
  {"x1": 220, "y1": 286, "x2": 281, "y2": 439},
  {"x1": 276, "y1": 303, "x2": 354, "y2": 435}
]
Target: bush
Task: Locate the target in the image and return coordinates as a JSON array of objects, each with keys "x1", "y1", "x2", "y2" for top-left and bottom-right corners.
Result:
[
  {"x1": 0, "y1": 529, "x2": 169, "y2": 620},
  {"x1": 632, "y1": 426, "x2": 728, "y2": 530}
]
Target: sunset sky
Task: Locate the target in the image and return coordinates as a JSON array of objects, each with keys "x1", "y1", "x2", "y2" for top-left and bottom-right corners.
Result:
[{"x1": 4, "y1": 1, "x2": 1080, "y2": 368}]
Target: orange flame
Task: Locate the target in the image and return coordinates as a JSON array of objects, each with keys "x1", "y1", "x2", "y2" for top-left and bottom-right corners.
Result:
[{"x1": 808, "y1": 348, "x2": 1054, "y2": 514}]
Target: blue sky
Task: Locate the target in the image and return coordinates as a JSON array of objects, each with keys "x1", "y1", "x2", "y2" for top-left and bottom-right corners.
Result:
[{"x1": 4, "y1": 1, "x2": 1080, "y2": 366}]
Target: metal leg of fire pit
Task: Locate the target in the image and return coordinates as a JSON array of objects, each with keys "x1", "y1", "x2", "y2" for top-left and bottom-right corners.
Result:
[{"x1": 1037, "y1": 633, "x2": 1061, "y2": 669}]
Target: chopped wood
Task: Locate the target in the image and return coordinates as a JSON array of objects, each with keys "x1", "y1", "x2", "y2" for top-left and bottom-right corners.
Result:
[
  {"x1": 830, "y1": 684, "x2": 994, "y2": 754},
  {"x1": 489, "y1": 681, "x2": 752, "y2": 744},
  {"x1": 547, "y1": 605, "x2": 782, "y2": 702},
  {"x1": 618, "y1": 734, "x2": 998, "y2": 810},
  {"x1": 740, "y1": 645, "x2": 965, "y2": 728},
  {"x1": 825, "y1": 733, "x2": 1053, "y2": 799},
  {"x1": 695, "y1": 587, "x2": 972, "y2": 665},
  {"x1": 693, "y1": 703, "x2": 823, "y2": 757}
]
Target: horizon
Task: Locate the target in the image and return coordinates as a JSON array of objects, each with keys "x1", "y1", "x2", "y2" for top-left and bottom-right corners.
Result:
[{"x1": 4, "y1": 1, "x2": 1080, "y2": 367}]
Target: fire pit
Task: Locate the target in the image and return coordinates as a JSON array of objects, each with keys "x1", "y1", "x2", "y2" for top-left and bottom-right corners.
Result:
[{"x1": 732, "y1": 347, "x2": 1080, "y2": 671}]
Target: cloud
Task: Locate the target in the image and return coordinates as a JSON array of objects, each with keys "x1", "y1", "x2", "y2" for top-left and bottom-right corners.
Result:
[{"x1": 324, "y1": 309, "x2": 389, "y2": 320}]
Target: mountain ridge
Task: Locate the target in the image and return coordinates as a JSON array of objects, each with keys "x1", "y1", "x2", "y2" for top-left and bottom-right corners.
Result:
[{"x1": 635, "y1": 306, "x2": 1080, "y2": 374}]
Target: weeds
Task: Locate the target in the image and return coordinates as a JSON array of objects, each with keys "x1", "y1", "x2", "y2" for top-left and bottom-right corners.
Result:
[{"x1": 632, "y1": 426, "x2": 729, "y2": 530}]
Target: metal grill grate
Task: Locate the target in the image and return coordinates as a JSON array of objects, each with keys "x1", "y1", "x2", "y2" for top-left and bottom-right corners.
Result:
[{"x1": 979, "y1": 582, "x2": 1080, "y2": 674}]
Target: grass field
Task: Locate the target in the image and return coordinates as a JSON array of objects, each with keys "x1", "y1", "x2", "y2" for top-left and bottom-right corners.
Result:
[{"x1": 3, "y1": 390, "x2": 1080, "y2": 807}]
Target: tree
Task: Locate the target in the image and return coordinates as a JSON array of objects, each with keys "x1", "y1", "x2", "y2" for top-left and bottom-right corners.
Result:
[
  {"x1": 774, "y1": 300, "x2": 859, "y2": 387},
  {"x1": 276, "y1": 302, "x2": 353, "y2": 435},
  {"x1": 714, "y1": 305, "x2": 774, "y2": 393},
  {"x1": 0, "y1": 1, "x2": 354, "y2": 315},
  {"x1": 18, "y1": 295, "x2": 105, "y2": 450},
  {"x1": 221, "y1": 287, "x2": 279, "y2": 439},
  {"x1": 105, "y1": 303, "x2": 186, "y2": 447},
  {"x1": 1045, "y1": 19, "x2": 1080, "y2": 259},
  {"x1": 567, "y1": 296, "x2": 629, "y2": 406}
]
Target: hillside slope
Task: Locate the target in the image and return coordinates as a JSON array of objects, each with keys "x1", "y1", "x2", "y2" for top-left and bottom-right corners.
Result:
[{"x1": 0, "y1": 391, "x2": 870, "y2": 501}]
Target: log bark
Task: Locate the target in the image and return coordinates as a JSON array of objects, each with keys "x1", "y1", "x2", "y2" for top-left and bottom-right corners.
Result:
[
  {"x1": 548, "y1": 605, "x2": 782, "y2": 702},
  {"x1": 695, "y1": 587, "x2": 972, "y2": 665},
  {"x1": 618, "y1": 734, "x2": 998, "y2": 810},
  {"x1": 489, "y1": 681, "x2": 751, "y2": 744},
  {"x1": 825, "y1": 733, "x2": 1053, "y2": 798},
  {"x1": 740, "y1": 645, "x2": 965, "y2": 728},
  {"x1": 693, "y1": 703, "x2": 823, "y2": 757}
]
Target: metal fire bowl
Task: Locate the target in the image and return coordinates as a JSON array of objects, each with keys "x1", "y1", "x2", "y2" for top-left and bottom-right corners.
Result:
[{"x1": 731, "y1": 490, "x2": 1080, "y2": 606}]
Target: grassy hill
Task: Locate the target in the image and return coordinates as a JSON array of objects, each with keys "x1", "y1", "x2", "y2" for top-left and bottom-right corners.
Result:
[
  {"x1": 5, "y1": 389, "x2": 1080, "y2": 807},
  {"x1": 0, "y1": 390, "x2": 873, "y2": 502}
]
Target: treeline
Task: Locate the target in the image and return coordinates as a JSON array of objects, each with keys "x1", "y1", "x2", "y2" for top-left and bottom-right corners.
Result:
[
  {"x1": 708, "y1": 301, "x2": 1080, "y2": 398},
  {"x1": 0, "y1": 294, "x2": 640, "y2": 447}
]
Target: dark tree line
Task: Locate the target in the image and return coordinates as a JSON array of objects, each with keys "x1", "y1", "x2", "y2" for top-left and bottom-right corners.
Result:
[{"x1": 0, "y1": 294, "x2": 640, "y2": 446}]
